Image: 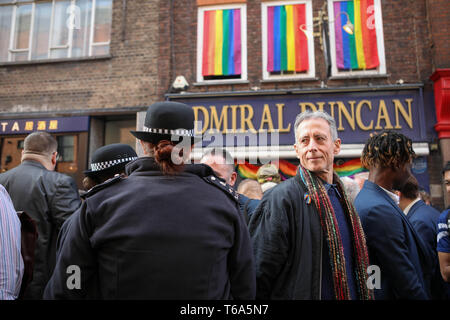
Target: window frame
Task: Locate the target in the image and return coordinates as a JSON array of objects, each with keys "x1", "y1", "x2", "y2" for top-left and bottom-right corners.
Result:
[
  {"x1": 327, "y1": 0, "x2": 386, "y2": 78},
  {"x1": 1, "y1": 0, "x2": 111, "y2": 63},
  {"x1": 196, "y1": 3, "x2": 248, "y2": 84},
  {"x1": 261, "y1": 0, "x2": 315, "y2": 81}
]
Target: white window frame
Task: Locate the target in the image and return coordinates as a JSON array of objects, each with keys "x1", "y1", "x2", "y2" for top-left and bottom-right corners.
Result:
[
  {"x1": 2, "y1": 0, "x2": 111, "y2": 63},
  {"x1": 327, "y1": 0, "x2": 386, "y2": 78},
  {"x1": 261, "y1": 0, "x2": 315, "y2": 81},
  {"x1": 196, "y1": 4, "x2": 247, "y2": 84}
]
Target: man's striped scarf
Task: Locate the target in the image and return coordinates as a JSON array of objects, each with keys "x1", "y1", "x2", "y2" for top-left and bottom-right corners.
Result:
[{"x1": 298, "y1": 165, "x2": 374, "y2": 300}]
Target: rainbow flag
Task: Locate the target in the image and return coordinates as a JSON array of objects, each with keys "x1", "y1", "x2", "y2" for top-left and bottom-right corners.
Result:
[
  {"x1": 202, "y1": 9, "x2": 241, "y2": 76},
  {"x1": 278, "y1": 160, "x2": 298, "y2": 177},
  {"x1": 334, "y1": 158, "x2": 367, "y2": 177},
  {"x1": 333, "y1": 0, "x2": 379, "y2": 70},
  {"x1": 236, "y1": 162, "x2": 259, "y2": 180},
  {"x1": 236, "y1": 160, "x2": 298, "y2": 181},
  {"x1": 267, "y1": 4, "x2": 309, "y2": 72}
]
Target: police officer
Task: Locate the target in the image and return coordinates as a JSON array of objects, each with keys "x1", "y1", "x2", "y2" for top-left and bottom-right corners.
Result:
[{"x1": 44, "y1": 101, "x2": 256, "y2": 299}]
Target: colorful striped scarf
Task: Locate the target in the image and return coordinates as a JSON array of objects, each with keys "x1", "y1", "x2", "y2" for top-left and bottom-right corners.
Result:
[{"x1": 298, "y1": 165, "x2": 373, "y2": 300}]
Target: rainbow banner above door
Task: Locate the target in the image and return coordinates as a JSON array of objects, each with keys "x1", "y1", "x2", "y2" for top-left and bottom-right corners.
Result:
[
  {"x1": 333, "y1": 0, "x2": 379, "y2": 70},
  {"x1": 202, "y1": 8, "x2": 241, "y2": 76},
  {"x1": 267, "y1": 4, "x2": 309, "y2": 73}
]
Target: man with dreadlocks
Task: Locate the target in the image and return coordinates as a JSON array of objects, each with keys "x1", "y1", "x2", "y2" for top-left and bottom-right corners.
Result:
[
  {"x1": 249, "y1": 110, "x2": 373, "y2": 300},
  {"x1": 354, "y1": 130, "x2": 432, "y2": 299}
]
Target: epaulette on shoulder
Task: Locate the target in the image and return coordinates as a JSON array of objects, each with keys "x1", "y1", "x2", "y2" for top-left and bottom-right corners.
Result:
[
  {"x1": 203, "y1": 175, "x2": 239, "y2": 203},
  {"x1": 82, "y1": 175, "x2": 123, "y2": 199}
]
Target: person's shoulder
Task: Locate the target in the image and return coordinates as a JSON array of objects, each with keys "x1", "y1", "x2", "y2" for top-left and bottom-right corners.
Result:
[
  {"x1": 265, "y1": 176, "x2": 302, "y2": 196},
  {"x1": 184, "y1": 163, "x2": 240, "y2": 204},
  {"x1": 439, "y1": 209, "x2": 450, "y2": 223},
  {"x1": 202, "y1": 174, "x2": 240, "y2": 204},
  {"x1": 419, "y1": 201, "x2": 441, "y2": 216},
  {"x1": 83, "y1": 175, "x2": 124, "y2": 199},
  {"x1": 46, "y1": 170, "x2": 77, "y2": 186}
]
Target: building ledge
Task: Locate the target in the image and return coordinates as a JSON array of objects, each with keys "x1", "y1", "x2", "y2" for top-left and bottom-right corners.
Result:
[{"x1": 0, "y1": 54, "x2": 112, "y2": 67}]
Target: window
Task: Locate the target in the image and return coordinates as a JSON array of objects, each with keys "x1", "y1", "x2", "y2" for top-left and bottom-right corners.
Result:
[
  {"x1": 105, "y1": 118, "x2": 136, "y2": 147},
  {"x1": 261, "y1": 1, "x2": 315, "y2": 80},
  {"x1": 57, "y1": 135, "x2": 75, "y2": 162},
  {"x1": 0, "y1": 0, "x2": 112, "y2": 63},
  {"x1": 327, "y1": 0, "x2": 386, "y2": 77},
  {"x1": 196, "y1": 4, "x2": 247, "y2": 83}
]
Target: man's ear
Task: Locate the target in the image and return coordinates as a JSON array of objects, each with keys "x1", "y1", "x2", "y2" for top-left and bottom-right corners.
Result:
[
  {"x1": 333, "y1": 138, "x2": 341, "y2": 155},
  {"x1": 51, "y1": 152, "x2": 57, "y2": 166},
  {"x1": 230, "y1": 172, "x2": 237, "y2": 187},
  {"x1": 294, "y1": 143, "x2": 300, "y2": 159}
]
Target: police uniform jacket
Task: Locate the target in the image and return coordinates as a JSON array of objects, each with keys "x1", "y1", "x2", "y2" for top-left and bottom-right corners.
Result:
[{"x1": 44, "y1": 157, "x2": 255, "y2": 300}]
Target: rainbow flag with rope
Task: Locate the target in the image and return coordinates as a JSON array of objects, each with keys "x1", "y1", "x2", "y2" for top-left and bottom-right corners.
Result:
[{"x1": 333, "y1": 0, "x2": 379, "y2": 70}]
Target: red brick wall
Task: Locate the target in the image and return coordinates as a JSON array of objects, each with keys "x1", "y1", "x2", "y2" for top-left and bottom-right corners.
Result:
[
  {"x1": 158, "y1": 0, "x2": 436, "y2": 93},
  {"x1": 0, "y1": 0, "x2": 160, "y2": 113},
  {"x1": 427, "y1": 0, "x2": 450, "y2": 69}
]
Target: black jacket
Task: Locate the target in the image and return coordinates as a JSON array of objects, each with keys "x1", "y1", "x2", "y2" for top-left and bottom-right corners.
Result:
[
  {"x1": 248, "y1": 173, "x2": 323, "y2": 299},
  {"x1": 0, "y1": 160, "x2": 81, "y2": 299},
  {"x1": 44, "y1": 157, "x2": 255, "y2": 300}
]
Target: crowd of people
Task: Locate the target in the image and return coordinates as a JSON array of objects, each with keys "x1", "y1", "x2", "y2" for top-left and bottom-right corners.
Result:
[{"x1": 0, "y1": 101, "x2": 449, "y2": 300}]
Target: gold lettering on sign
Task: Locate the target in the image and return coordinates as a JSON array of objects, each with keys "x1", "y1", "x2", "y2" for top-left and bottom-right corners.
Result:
[
  {"x1": 259, "y1": 104, "x2": 275, "y2": 133},
  {"x1": 37, "y1": 121, "x2": 46, "y2": 131},
  {"x1": 49, "y1": 120, "x2": 58, "y2": 130},
  {"x1": 276, "y1": 104, "x2": 291, "y2": 133},
  {"x1": 230, "y1": 105, "x2": 239, "y2": 133},
  {"x1": 210, "y1": 106, "x2": 229, "y2": 133},
  {"x1": 11, "y1": 122, "x2": 20, "y2": 131},
  {"x1": 356, "y1": 100, "x2": 374, "y2": 131},
  {"x1": 337, "y1": 101, "x2": 356, "y2": 131},
  {"x1": 393, "y1": 99, "x2": 413, "y2": 129},
  {"x1": 299, "y1": 102, "x2": 317, "y2": 112},
  {"x1": 316, "y1": 102, "x2": 326, "y2": 112},
  {"x1": 1, "y1": 123, "x2": 7, "y2": 132},
  {"x1": 25, "y1": 121, "x2": 34, "y2": 131},
  {"x1": 192, "y1": 106, "x2": 209, "y2": 134},
  {"x1": 240, "y1": 105, "x2": 257, "y2": 133},
  {"x1": 375, "y1": 100, "x2": 394, "y2": 130}
]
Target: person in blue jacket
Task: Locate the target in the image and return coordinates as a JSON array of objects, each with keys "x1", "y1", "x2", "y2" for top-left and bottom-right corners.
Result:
[
  {"x1": 354, "y1": 131, "x2": 432, "y2": 299},
  {"x1": 437, "y1": 161, "x2": 450, "y2": 298},
  {"x1": 398, "y1": 175, "x2": 446, "y2": 299}
]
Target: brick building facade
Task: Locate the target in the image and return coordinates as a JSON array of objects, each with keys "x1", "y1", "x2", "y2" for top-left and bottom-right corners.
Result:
[
  {"x1": 0, "y1": 0, "x2": 161, "y2": 187},
  {"x1": 160, "y1": 0, "x2": 449, "y2": 209},
  {"x1": 0, "y1": 0, "x2": 449, "y2": 208}
]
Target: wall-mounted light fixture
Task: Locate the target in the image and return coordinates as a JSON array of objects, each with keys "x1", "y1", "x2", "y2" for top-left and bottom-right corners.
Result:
[
  {"x1": 300, "y1": 3, "x2": 354, "y2": 51},
  {"x1": 340, "y1": 11, "x2": 354, "y2": 35}
]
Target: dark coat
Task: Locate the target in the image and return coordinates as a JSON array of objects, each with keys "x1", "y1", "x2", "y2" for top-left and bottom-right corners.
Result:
[
  {"x1": 407, "y1": 200, "x2": 447, "y2": 299},
  {"x1": 0, "y1": 160, "x2": 81, "y2": 299},
  {"x1": 248, "y1": 173, "x2": 323, "y2": 299},
  {"x1": 238, "y1": 194, "x2": 260, "y2": 224},
  {"x1": 44, "y1": 157, "x2": 255, "y2": 300},
  {"x1": 354, "y1": 181, "x2": 432, "y2": 300}
]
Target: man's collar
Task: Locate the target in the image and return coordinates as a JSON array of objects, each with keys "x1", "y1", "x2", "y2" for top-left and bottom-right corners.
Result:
[
  {"x1": 403, "y1": 197, "x2": 421, "y2": 215},
  {"x1": 379, "y1": 185, "x2": 400, "y2": 205},
  {"x1": 324, "y1": 182, "x2": 342, "y2": 199}
]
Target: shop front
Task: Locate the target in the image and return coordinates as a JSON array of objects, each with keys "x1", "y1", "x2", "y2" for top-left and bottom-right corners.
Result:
[
  {"x1": 167, "y1": 84, "x2": 434, "y2": 192},
  {"x1": 0, "y1": 116, "x2": 89, "y2": 187}
]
